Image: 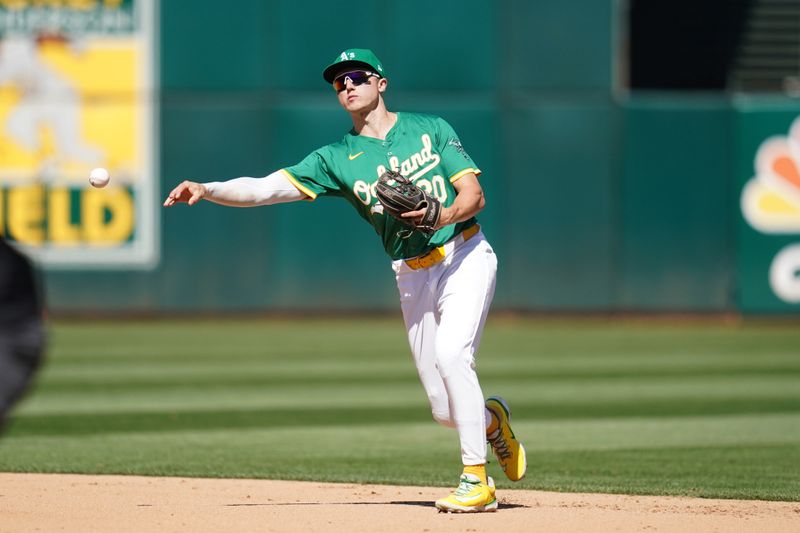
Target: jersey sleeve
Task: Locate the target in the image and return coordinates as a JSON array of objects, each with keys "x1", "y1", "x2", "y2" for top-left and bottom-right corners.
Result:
[
  {"x1": 280, "y1": 148, "x2": 343, "y2": 200},
  {"x1": 435, "y1": 117, "x2": 482, "y2": 183}
]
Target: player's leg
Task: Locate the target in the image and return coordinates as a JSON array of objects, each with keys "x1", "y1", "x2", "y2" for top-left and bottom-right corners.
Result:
[
  {"x1": 433, "y1": 233, "x2": 497, "y2": 468},
  {"x1": 393, "y1": 261, "x2": 453, "y2": 428},
  {"x1": 430, "y1": 233, "x2": 501, "y2": 513},
  {"x1": 435, "y1": 232, "x2": 527, "y2": 483}
]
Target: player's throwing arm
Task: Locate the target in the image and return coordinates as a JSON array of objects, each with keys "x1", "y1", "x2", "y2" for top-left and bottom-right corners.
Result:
[{"x1": 163, "y1": 171, "x2": 308, "y2": 208}]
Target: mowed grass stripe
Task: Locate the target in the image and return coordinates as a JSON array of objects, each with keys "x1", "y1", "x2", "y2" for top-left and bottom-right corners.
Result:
[
  {"x1": 13, "y1": 383, "x2": 431, "y2": 415},
  {"x1": 39, "y1": 356, "x2": 800, "y2": 381},
  {"x1": 17, "y1": 375, "x2": 800, "y2": 416},
  {"x1": 14, "y1": 376, "x2": 800, "y2": 416},
  {"x1": 48, "y1": 320, "x2": 800, "y2": 359},
  {"x1": 50, "y1": 341, "x2": 800, "y2": 359},
  {"x1": 23, "y1": 380, "x2": 800, "y2": 418},
  {"x1": 32, "y1": 367, "x2": 800, "y2": 392},
  {"x1": 48, "y1": 320, "x2": 407, "y2": 358},
  {"x1": 516, "y1": 414, "x2": 800, "y2": 451},
  {"x1": 7, "y1": 395, "x2": 800, "y2": 437},
  {"x1": 3, "y1": 405, "x2": 431, "y2": 437},
  {"x1": 9, "y1": 412, "x2": 799, "y2": 452},
  {"x1": 43, "y1": 347, "x2": 800, "y2": 365}
]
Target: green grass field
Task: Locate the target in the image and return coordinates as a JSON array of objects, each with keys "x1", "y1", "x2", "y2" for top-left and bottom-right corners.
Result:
[{"x1": 1, "y1": 317, "x2": 799, "y2": 502}]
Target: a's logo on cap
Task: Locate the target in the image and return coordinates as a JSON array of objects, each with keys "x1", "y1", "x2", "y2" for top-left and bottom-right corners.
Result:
[{"x1": 340, "y1": 52, "x2": 348, "y2": 61}]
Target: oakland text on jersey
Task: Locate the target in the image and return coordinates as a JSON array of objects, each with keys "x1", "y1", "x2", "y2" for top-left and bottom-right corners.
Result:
[
  {"x1": 353, "y1": 133, "x2": 447, "y2": 207},
  {"x1": 376, "y1": 133, "x2": 441, "y2": 182}
]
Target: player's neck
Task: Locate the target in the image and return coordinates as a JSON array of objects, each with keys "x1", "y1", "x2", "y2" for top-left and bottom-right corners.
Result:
[{"x1": 351, "y1": 106, "x2": 396, "y2": 140}]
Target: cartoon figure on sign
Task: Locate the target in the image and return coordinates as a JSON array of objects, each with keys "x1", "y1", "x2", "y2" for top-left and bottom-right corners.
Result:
[
  {"x1": 740, "y1": 116, "x2": 800, "y2": 303},
  {"x1": 0, "y1": 35, "x2": 105, "y2": 177}
]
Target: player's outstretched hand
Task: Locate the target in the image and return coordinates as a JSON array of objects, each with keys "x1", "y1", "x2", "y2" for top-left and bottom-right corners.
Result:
[{"x1": 163, "y1": 180, "x2": 207, "y2": 207}]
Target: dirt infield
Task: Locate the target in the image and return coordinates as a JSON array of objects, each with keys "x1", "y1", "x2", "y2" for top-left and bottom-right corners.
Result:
[{"x1": 1, "y1": 474, "x2": 798, "y2": 532}]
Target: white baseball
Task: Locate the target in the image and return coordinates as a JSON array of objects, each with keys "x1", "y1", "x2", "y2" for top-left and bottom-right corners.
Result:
[{"x1": 89, "y1": 167, "x2": 110, "y2": 188}]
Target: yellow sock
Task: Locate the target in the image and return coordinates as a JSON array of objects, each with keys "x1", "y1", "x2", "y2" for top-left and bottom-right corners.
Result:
[{"x1": 463, "y1": 464, "x2": 487, "y2": 484}]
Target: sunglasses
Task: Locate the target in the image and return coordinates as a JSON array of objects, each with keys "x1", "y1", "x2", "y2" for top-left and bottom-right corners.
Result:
[{"x1": 333, "y1": 70, "x2": 378, "y2": 92}]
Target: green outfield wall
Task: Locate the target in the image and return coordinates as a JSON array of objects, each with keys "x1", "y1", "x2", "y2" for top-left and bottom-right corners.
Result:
[{"x1": 6, "y1": 0, "x2": 797, "y2": 314}]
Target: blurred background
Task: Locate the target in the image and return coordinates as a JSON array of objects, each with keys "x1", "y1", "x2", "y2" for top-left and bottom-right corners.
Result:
[{"x1": 1, "y1": 0, "x2": 799, "y2": 315}]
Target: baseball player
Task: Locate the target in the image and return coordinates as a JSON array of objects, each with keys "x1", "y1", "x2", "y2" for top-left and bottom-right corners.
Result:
[{"x1": 164, "y1": 48, "x2": 526, "y2": 513}]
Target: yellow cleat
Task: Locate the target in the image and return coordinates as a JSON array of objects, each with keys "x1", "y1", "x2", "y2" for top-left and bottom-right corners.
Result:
[
  {"x1": 486, "y1": 396, "x2": 527, "y2": 481},
  {"x1": 435, "y1": 474, "x2": 497, "y2": 513}
]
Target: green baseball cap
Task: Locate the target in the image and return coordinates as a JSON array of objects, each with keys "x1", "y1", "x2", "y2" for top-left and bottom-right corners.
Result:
[{"x1": 322, "y1": 48, "x2": 386, "y2": 83}]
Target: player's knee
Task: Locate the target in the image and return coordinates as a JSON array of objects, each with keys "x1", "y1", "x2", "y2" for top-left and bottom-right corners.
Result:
[
  {"x1": 435, "y1": 347, "x2": 475, "y2": 379},
  {"x1": 426, "y1": 389, "x2": 454, "y2": 427},
  {"x1": 431, "y1": 409, "x2": 455, "y2": 428}
]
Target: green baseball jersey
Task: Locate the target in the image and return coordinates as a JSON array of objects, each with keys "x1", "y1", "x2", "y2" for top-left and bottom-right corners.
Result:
[{"x1": 280, "y1": 112, "x2": 481, "y2": 260}]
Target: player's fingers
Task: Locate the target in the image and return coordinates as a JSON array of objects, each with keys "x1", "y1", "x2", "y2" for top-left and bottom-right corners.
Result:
[
  {"x1": 187, "y1": 183, "x2": 207, "y2": 206},
  {"x1": 164, "y1": 181, "x2": 203, "y2": 206},
  {"x1": 187, "y1": 192, "x2": 202, "y2": 206},
  {"x1": 167, "y1": 183, "x2": 188, "y2": 201},
  {"x1": 401, "y1": 209, "x2": 425, "y2": 219}
]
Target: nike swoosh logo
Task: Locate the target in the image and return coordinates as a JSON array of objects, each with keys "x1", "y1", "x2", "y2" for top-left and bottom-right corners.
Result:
[{"x1": 348, "y1": 152, "x2": 364, "y2": 161}]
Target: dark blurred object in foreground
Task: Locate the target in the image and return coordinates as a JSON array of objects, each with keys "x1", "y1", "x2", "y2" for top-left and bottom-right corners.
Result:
[{"x1": 0, "y1": 238, "x2": 45, "y2": 431}]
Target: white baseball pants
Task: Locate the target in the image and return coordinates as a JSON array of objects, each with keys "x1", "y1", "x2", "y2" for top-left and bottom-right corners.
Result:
[{"x1": 392, "y1": 229, "x2": 497, "y2": 465}]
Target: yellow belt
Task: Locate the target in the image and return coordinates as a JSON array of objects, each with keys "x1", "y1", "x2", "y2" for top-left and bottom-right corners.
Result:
[{"x1": 404, "y1": 224, "x2": 480, "y2": 270}]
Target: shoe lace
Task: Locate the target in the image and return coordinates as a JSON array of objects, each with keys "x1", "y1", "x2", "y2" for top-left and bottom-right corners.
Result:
[
  {"x1": 454, "y1": 477, "x2": 478, "y2": 496},
  {"x1": 487, "y1": 428, "x2": 512, "y2": 460}
]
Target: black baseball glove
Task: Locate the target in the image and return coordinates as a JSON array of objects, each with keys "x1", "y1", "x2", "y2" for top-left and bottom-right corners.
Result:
[{"x1": 375, "y1": 170, "x2": 441, "y2": 236}]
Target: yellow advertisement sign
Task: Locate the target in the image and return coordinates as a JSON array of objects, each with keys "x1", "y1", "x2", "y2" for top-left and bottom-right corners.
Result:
[{"x1": 0, "y1": 0, "x2": 157, "y2": 268}]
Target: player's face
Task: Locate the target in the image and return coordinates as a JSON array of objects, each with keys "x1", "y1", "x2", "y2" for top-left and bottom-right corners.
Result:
[{"x1": 333, "y1": 70, "x2": 385, "y2": 113}]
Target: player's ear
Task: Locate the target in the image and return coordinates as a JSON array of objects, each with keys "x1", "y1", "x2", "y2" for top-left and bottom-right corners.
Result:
[{"x1": 378, "y1": 77, "x2": 388, "y2": 93}]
